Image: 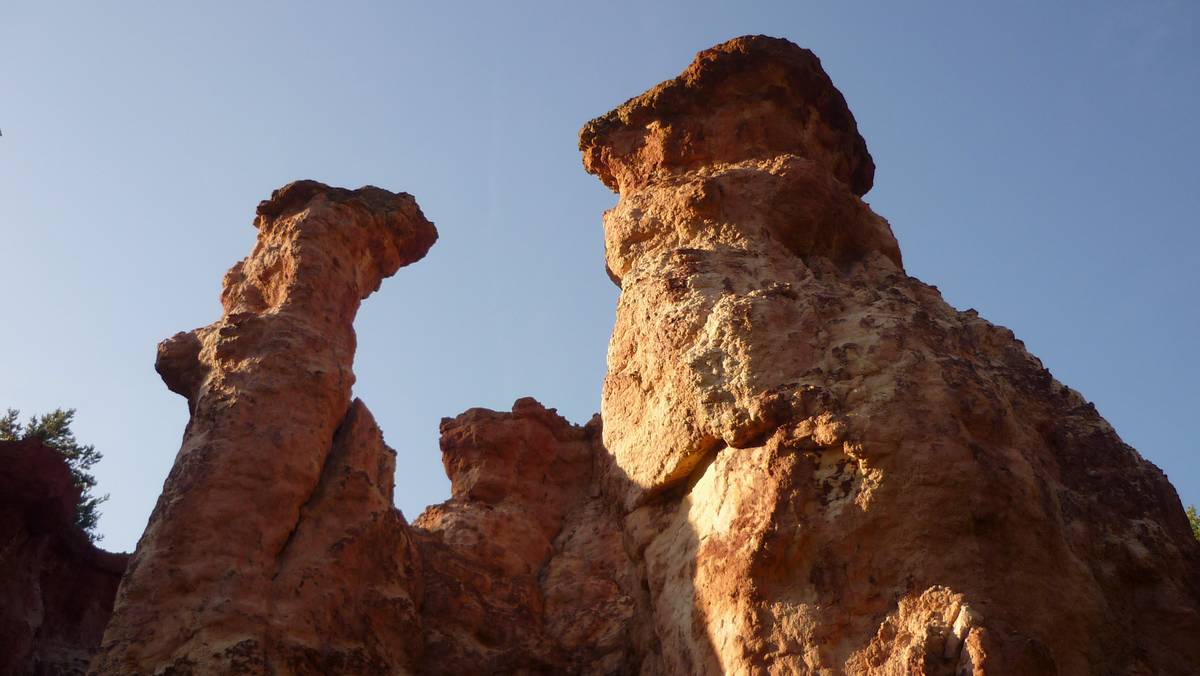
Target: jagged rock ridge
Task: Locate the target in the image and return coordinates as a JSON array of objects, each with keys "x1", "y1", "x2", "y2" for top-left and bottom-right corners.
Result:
[{"x1": 85, "y1": 35, "x2": 1200, "y2": 676}]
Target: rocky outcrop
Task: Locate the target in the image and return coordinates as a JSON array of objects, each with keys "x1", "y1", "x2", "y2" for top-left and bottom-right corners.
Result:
[
  {"x1": 90, "y1": 183, "x2": 635, "y2": 675},
  {"x1": 84, "y1": 35, "x2": 1200, "y2": 676},
  {"x1": 92, "y1": 181, "x2": 437, "y2": 673},
  {"x1": 580, "y1": 35, "x2": 1200, "y2": 674},
  {"x1": 411, "y1": 400, "x2": 637, "y2": 675},
  {"x1": 0, "y1": 439, "x2": 128, "y2": 675}
]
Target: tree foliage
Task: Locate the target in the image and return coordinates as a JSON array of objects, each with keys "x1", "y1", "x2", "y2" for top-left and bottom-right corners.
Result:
[
  {"x1": 1, "y1": 408, "x2": 107, "y2": 542},
  {"x1": 1188, "y1": 505, "x2": 1200, "y2": 542}
]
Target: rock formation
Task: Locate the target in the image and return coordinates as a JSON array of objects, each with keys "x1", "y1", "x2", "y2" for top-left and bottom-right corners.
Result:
[
  {"x1": 85, "y1": 35, "x2": 1200, "y2": 676},
  {"x1": 0, "y1": 438, "x2": 128, "y2": 675},
  {"x1": 411, "y1": 401, "x2": 636, "y2": 674},
  {"x1": 92, "y1": 181, "x2": 437, "y2": 673},
  {"x1": 579, "y1": 35, "x2": 1200, "y2": 674},
  {"x1": 91, "y1": 183, "x2": 636, "y2": 675}
]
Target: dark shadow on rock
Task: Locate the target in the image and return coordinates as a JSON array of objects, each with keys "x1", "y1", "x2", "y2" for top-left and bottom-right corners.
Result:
[{"x1": 0, "y1": 438, "x2": 128, "y2": 675}]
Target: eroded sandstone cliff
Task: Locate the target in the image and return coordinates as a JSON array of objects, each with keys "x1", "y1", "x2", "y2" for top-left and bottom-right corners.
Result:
[
  {"x1": 88, "y1": 35, "x2": 1200, "y2": 676},
  {"x1": 579, "y1": 35, "x2": 1200, "y2": 674},
  {"x1": 90, "y1": 182, "x2": 636, "y2": 675}
]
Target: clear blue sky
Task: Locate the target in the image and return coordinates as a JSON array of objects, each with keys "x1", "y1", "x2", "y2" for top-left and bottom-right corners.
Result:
[{"x1": 2, "y1": 2, "x2": 1196, "y2": 551}]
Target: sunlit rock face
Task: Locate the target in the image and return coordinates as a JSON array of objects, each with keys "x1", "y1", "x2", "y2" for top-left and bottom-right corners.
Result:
[
  {"x1": 92, "y1": 181, "x2": 438, "y2": 673},
  {"x1": 581, "y1": 35, "x2": 902, "y2": 502},
  {"x1": 84, "y1": 35, "x2": 1200, "y2": 676},
  {"x1": 581, "y1": 34, "x2": 1200, "y2": 675},
  {"x1": 89, "y1": 183, "x2": 637, "y2": 675}
]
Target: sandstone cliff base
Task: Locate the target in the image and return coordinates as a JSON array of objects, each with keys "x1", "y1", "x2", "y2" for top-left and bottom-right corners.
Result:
[{"x1": 90, "y1": 36, "x2": 1200, "y2": 675}]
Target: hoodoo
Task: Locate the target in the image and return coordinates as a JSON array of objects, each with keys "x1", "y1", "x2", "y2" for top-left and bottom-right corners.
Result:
[
  {"x1": 81, "y1": 36, "x2": 1200, "y2": 675},
  {"x1": 580, "y1": 35, "x2": 1200, "y2": 674},
  {"x1": 92, "y1": 182, "x2": 438, "y2": 672}
]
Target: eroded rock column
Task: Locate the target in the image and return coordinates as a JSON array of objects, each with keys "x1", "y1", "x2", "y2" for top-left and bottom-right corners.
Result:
[
  {"x1": 92, "y1": 181, "x2": 436, "y2": 674},
  {"x1": 581, "y1": 35, "x2": 1200, "y2": 675}
]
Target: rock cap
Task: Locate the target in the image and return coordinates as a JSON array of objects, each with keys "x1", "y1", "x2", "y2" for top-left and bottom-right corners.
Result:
[
  {"x1": 255, "y1": 179, "x2": 438, "y2": 275},
  {"x1": 580, "y1": 35, "x2": 875, "y2": 195}
]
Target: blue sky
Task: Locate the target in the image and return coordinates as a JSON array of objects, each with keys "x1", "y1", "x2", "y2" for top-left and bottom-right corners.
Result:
[{"x1": 2, "y1": 1, "x2": 1196, "y2": 551}]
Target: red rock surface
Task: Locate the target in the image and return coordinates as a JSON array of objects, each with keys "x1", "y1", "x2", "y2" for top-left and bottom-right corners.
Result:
[
  {"x1": 581, "y1": 35, "x2": 1200, "y2": 674},
  {"x1": 0, "y1": 439, "x2": 128, "y2": 675},
  {"x1": 92, "y1": 181, "x2": 437, "y2": 673},
  {"x1": 90, "y1": 183, "x2": 634, "y2": 675},
  {"x1": 411, "y1": 400, "x2": 637, "y2": 674},
  {"x1": 77, "y1": 35, "x2": 1200, "y2": 676}
]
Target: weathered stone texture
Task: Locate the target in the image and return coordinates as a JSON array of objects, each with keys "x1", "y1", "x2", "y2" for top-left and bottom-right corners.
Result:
[
  {"x1": 582, "y1": 35, "x2": 1200, "y2": 675},
  {"x1": 80, "y1": 34, "x2": 1200, "y2": 676},
  {"x1": 92, "y1": 181, "x2": 437, "y2": 673},
  {"x1": 412, "y1": 400, "x2": 637, "y2": 675}
]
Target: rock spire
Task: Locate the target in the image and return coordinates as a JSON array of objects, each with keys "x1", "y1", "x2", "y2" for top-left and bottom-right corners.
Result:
[{"x1": 581, "y1": 35, "x2": 1200, "y2": 674}]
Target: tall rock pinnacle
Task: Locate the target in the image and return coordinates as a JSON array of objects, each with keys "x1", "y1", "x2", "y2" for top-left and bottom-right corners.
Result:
[
  {"x1": 581, "y1": 35, "x2": 1200, "y2": 674},
  {"x1": 92, "y1": 181, "x2": 437, "y2": 673},
  {"x1": 581, "y1": 35, "x2": 904, "y2": 500}
]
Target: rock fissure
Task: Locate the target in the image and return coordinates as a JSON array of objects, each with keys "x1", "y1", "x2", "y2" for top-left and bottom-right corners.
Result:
[{"x1": 269, "y1": 419, "x2": 343, "y2": 584}]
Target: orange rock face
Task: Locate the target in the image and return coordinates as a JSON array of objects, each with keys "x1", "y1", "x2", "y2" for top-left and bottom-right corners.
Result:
[
  {"x1": 91, "y1": 184, "x2": 634, "y2": 675},
  {"x1": 86, "y1": 35, "x2": 1200, "y2": 676},
  {"x1": 581, "y1": 35, "x2": 1200, "y2": 674},
  {"x1": 92, "y1": 181, "x2": 437, "y2": 673},
  {"x1": 411, "y1": 400, "x2": 637, "y2": 674}
]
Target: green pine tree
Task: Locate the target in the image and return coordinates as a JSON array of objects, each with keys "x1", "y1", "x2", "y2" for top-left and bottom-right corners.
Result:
[
  {"x1": 1, "y1": 408, "x2": 107, "y2": 542},
  {"x1": 1187, "y1": 505, "x2": 1200, "y2": 542}
]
